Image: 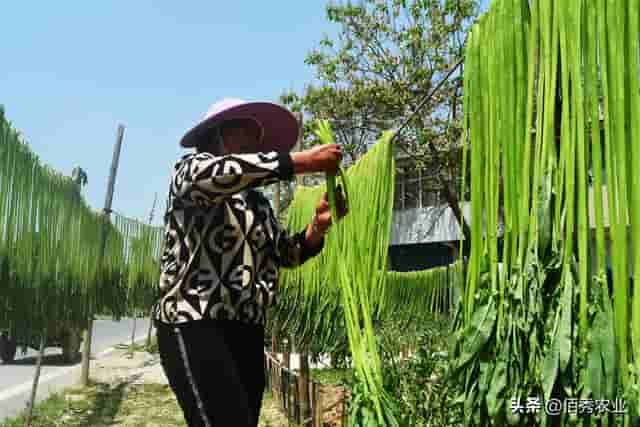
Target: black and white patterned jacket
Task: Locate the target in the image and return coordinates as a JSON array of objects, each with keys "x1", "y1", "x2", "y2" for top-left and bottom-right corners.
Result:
[{"x1": 152, "y1": 150, "x2": 323, "y2": 326}]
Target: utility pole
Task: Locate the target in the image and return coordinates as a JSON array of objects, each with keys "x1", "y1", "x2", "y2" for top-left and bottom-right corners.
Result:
[{"x1": 79, "y1": 124, "x2": 125, "y2": 386}]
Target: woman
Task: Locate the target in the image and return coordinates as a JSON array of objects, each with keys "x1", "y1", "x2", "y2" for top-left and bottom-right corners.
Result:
[{"x1": 152, "y1": 98, "x2": 347, "y2": 426}]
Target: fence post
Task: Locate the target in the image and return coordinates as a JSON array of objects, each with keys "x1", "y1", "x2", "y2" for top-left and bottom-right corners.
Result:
[
  {"x1": 283, "y1": 337, "x2": 291, "y2": 370},
  {"x1": 299, "y1": 350, "x2": 311, "y2": 425},
  {"x1": 271, "y1": 325, "x2": 278, "y2": 354},
  {"x1": 313, "y1": 381, "x2": 323, "y2": 427},
  {"x1": 274, "y1": 360, "x2": 280, "y2": 405},
  {"x1": 342, "y1": 390, "x2": 348, "y2": 426},
  {"x1": 293, "y1": 374, "x2": 300, "y2": 422},
  {"x1": 264, "y1": 353, "x2": 269, "y2": 390},
  {"x1": 266, "y1": 352, "x2": 278, "y2": 408}
]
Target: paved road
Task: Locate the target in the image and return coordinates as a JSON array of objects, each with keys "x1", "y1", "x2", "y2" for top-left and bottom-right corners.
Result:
[{"x1": 0, "y1": 317, "x2": 152, "y2": 422}]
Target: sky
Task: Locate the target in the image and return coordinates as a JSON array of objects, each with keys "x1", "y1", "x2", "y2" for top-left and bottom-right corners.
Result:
[
  {"x1": 1, "y1": 1, "x2": 490, "y2": 227},
  {"x1": 1, "y1": 2, "x2": 337, "y2": 226}
]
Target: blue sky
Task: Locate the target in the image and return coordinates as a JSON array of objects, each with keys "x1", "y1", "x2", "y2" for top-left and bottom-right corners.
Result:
[
  {"x1": 2, "y1": 1, "x2": 489, "y2": 227},
  {"x1": 1, "y1": 2, "x2": 336, "y2": 226}
]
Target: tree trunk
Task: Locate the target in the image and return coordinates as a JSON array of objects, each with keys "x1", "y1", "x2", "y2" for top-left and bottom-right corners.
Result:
[
  {"x1": 440, "y1": 180, "x2": 471, "y2": 248},
  {"x1": 419, "y1": 120, "x2": 472, "y2": 253}
]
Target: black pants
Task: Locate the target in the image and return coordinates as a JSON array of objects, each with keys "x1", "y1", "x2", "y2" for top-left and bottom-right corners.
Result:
[{"x1": 156, "y1": 319, "x2": 266, "y2": 427}]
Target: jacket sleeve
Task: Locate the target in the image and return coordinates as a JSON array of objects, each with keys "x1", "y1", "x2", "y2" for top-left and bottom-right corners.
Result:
[
  {"x1": 171, "y1": 151, "x2": 294, "y2": 206},
  {"x1": 266, "y1": 205, "x2": 325, "y2": 268}
]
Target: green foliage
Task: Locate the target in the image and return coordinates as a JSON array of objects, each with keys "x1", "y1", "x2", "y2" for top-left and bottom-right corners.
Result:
[
  {"x1": 453, "y1": 0, "x2": 640, "y2": 424},
  {"x1": 283, "y1": 0, "x2": 479, "y2": 245},
  {"x1": 385, "y1": 263, "x2": 463, "y2": 321},
  {"x1": 378, "y1": 315, "x2": 464, "y2": 427},
  {"x1": 310, "y1": 367, "x2": 354, "y2": 386},
  {"x1": 282, "y1": 0, "x2": 478, "y2": 162}
]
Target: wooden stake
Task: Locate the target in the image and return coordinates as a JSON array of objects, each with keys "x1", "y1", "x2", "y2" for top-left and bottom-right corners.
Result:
[
  {"x1": 137, "y1": 192, "x2": 158, "y2": 351},
  {"x1": 299, "y1": 350, "x2": 311, "y2": 425},
  {"x1": 25, "y1": 335, "x2": 46, "y2": 426},
  {"x1": 128, "y1": 317, "x2": 137, "y2": 358},
  {"x1": 313, "y1": 381, "x2": 323, "y2": 427}
]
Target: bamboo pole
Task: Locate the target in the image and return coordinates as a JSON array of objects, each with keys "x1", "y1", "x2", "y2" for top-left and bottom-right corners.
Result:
[
  {"x1": 25, "y1": 334, "x2": 46, "y2": 427},
  {"x1": 140, "y1": 193, "x2": 158, "y2": 350},
  {"x1": 79, "y1": 124, "x2": 125, "y2": 386},
  {"x1": 281, "y1": 113, "x2": 303, "y2": 420},
  {"x1": 272, "y1": 181, "x2": 280, "y2": 355},
  {"x1": 291, "y1": 111, "x2": 312, "y2": 425}
]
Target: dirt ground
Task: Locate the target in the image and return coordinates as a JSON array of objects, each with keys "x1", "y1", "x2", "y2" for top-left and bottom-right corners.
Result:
[{"x1": 318, "y1": 384, "x2": 350, "y2": 426}]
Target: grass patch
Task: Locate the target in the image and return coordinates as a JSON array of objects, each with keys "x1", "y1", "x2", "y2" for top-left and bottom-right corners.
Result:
[
  {"x1": 310, "y1": 368, "x2": 353, "y2": 386},
  {"x1": 1, "y1": 381, "x2": 293, "y2": 426},
  {"x1": 114, "y1": 334, "x2": 158, "y2": 356},
  {"x1": 0, "y1": 381, "x2": 184, "y2": 427}
]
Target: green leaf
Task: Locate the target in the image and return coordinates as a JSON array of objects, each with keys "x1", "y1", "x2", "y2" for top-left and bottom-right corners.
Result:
[
  {"x1": 456, "y1": 299, "x2": 497, "y2": 369},
  {"x1": 486, "y1": 357, "x2": 507, "y2": 417},
  {"x1": 558, "y1": 274, "x2": 573, "y2": 372},
  {"x1": 543, "y1": 305, "x2": 561, "y2": 401},
  {"x1": 587, "y1": 310, "x2": 605, "y2": 398},
  {"x1": 537, "y1": 172, "x2": 553, "y2": 254},
  {"x1": 600, "y1": 302, "x2": 617, "y2": 398}
]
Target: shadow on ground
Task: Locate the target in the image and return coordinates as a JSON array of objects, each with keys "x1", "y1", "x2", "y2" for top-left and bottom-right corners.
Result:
[
  {"x1": 82, "y1": 378, "x2": 135, "y2": 426},
  {"x1": 1, "y1": 353, "x2": 79, "y2": 367}
]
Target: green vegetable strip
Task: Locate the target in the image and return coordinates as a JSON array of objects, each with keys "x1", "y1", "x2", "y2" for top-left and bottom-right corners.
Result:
[
  {"x1": 628, "y1": 0, "x2": 640, "y2": 373},
  {"x1": 586, "y1": 0, "x2": 607, "y2": 297},
  {"x1": 0, "y1": 111, "x2": 162, "y2": 344},
  {"x1": 606, "y1": 0, "x2": 630, "y2": 385},
  {"x1": 456, "y1": 0, "x2": 640, "y2": 422},
  {"x1": 271, "y1": 122, "x2": 401, "y2": 425}
]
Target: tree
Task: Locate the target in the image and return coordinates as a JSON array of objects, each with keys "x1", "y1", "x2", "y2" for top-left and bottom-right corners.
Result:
[{"x1": 281, "y1": 0, "x2": 477, "y2": 244}]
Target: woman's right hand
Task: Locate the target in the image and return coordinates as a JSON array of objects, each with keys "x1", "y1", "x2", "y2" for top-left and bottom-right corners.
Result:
[{"x1": 292, "y1": 144, "x2": 343, "y2": 175}]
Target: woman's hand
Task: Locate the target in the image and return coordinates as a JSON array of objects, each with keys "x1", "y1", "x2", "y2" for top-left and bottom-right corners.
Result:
[
  {"x1": 305, "y1": 185, "x2": 348, "y2": 247},
  {"x1": 315, "y1": 185, "x2": 348, "y2": 229},
  {"x1": 291, "y1": 144, "x2": 343, "y2": 175}
]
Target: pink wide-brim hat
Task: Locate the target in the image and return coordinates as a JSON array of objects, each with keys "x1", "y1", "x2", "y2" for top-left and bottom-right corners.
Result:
[{"x1": 180, "y1": 98, "x2": 299, "y2": 152}]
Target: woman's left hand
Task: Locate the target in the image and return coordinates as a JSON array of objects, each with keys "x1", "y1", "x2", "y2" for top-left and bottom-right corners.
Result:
[
  {"x1": 314, "y1": 184, "x2": 348, "y2": 232},
  {"x1": 305, "y1": 185, "x2": 348, "y2": 247}
]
